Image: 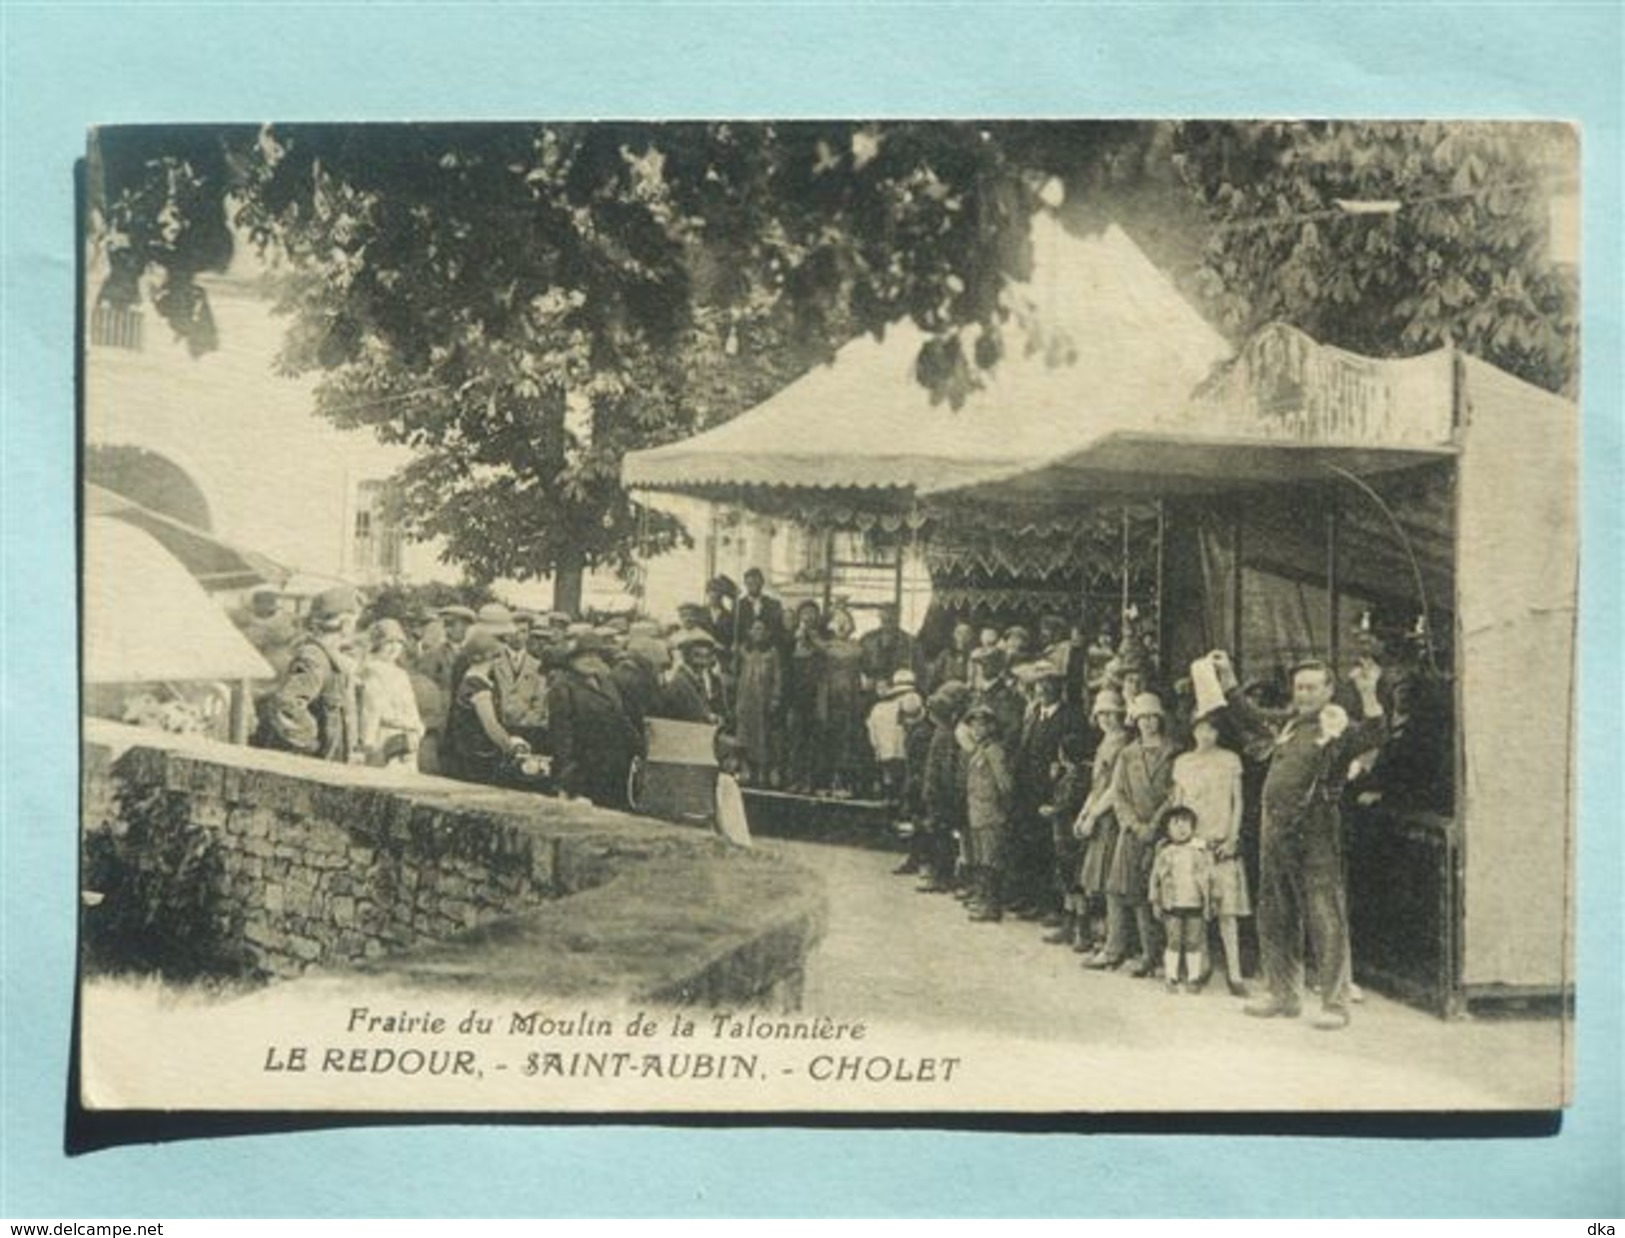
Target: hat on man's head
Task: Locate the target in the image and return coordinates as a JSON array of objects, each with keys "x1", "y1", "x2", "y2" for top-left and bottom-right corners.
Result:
[
  {"x1": 1017, "y1": 658, "x2": 1064, "y2": 683},
  {"x1": 311, "y1": 585, "x2": 361, "y2": 625},
  {"x1": 670, "y1": 627, "x2": 719, "y2": 654},
  {"x1": 882, "y1": 669, "x2": 919, "y2": 698},
  {"x1": 439, "y1": 604, "x2": 477, "y2": 624},
  {"x1": 545, "y1": 611, "x2": 572, "y2": 628},
  {"x1": 963, "y1": 703, "x2": 1000, "y2": 730},
  {"x1": 565, "y1": 621, "x2": 596, "y2": 639},
  {"x1": 1127, "y1": 692, "x2": 1165, "y2": 720},
  {"x1": 475, "y1": 603, "x2": 517, "y2": 635},
  {"x1": 629, "y1": 619, "x2": 663, "y2": 638},
  {"x1": 568, "y1": 632, "x2": 612, "y2": 661}
]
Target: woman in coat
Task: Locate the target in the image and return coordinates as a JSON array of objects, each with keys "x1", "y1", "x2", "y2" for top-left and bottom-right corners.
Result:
[{"x1": 1085, "y1": 692, "x2": 1175, "y2": 977}]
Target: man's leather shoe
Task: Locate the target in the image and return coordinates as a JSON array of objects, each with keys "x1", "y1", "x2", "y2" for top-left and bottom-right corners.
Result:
[{"x1": 1311, "y1": 1008, "x2": 1350, "y2": 1031}]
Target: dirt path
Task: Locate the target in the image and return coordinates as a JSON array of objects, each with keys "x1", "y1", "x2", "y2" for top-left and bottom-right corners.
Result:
[{"x1": 776, "y1": 839, "x2": 1566, "y2": 1111}]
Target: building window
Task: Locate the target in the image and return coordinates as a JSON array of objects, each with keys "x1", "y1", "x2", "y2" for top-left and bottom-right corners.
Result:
[
  {"x1": 351, "y1": 479, "x2": 404, "y2": 580},
  {"x1": 91, "y1": 304, "x2": 144, "y2": 351}
]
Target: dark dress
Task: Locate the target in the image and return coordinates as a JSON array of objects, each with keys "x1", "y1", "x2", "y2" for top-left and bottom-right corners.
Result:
[
  {"x1": 443, "y1": 663, "x2": 508, "y2": 784},
  {"x1": 817, "y1": 637, "x2": 866, "y2": 788}
]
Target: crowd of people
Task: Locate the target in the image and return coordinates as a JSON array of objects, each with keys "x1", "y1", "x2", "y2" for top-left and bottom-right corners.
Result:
[{"x1": 239, "y1": 569, "x2": 1439, "y2": 1032}]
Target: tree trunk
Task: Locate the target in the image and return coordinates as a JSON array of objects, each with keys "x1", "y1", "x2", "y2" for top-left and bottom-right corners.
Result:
[{"x1": 553, "y1": 549, "x2": 585, "y2": 618}]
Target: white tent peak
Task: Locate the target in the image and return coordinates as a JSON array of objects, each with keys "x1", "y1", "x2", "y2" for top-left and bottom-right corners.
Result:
[{"x1": 623, "y1": 214, "x2": 1231, "y2": 496}]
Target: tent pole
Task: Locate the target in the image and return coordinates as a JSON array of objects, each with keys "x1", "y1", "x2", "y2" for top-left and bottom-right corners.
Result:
[
  {"x1": 1327, "y1": 497, "x2": 1341, "y2": 668},
  {"x1": 230, "y1": 679, "x2": 252, "y2": 745},
  {"x1": 822, "y1": 527, "x2": 834, "y2": 615},
  {"x1": 1230, "y1": 506, "x2": 1244, "y2": 678},
  {"x1": 1119, "y1": 506, "x2": 1130, "y2": 633},
  {"x1": 1155, "y1": 500, "x2": 1167, "y2": 671}
]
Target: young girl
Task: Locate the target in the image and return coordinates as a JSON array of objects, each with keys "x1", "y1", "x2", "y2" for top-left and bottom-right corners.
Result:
[
  {"x1": 1149, "y1": 805, "x2": 1214, "y2": 992},
  {"x1": 1169, "y1": 712, "x2": 1250, "y2": 995},
  {"x1": 733, "y1": 619, "x2": 782, "y2": 787},
  {"x1": 963, "y1": 703, "x2": 1013, "y2": 922}
]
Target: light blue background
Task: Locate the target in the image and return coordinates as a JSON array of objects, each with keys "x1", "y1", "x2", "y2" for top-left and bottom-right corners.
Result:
[{"x1": 3, "y1": 1, "x2": 1620, "y2": 1218}]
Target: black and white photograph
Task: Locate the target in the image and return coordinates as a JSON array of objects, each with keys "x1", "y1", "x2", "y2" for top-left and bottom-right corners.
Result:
[{"x1": 77, "y1": 119, "x2": 1580, "y2": 1114}]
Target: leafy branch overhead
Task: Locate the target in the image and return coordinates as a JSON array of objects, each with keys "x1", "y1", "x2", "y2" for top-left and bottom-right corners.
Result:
[{"x1": 88, "y1": 121, "x2": 1577, "y2": 602}]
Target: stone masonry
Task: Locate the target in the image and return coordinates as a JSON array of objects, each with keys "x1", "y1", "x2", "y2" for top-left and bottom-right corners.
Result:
[{"x1": 82, "y1": 719, "x2": 826, "y2": 1005}]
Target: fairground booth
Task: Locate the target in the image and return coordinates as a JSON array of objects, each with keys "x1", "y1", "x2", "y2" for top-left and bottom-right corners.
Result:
[{"x1": 624, "y1": 217, "x2": 1578, "y2": 1017}]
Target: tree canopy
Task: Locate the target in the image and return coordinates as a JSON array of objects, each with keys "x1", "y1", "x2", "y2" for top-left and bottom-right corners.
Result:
[{"x1": 87, "y1": 121, "x2": 1578, "y2": 607}]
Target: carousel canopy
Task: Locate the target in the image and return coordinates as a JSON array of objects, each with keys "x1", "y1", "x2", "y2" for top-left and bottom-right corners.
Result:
[
  {"x1": 622, "y1": 216, "x2": 1232, "y2": 501},
  {"x1": 84, "y1": 517, "x2": 275, "y2": 684}
]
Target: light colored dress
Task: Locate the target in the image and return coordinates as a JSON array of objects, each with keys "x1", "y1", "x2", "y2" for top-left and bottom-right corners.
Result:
[
  {"x1": 1171, "y1": 746, "x2": 1251, "y2": 916},
  {"x1": 358, "y1": 658, "x2": 426, "y2": 768}
]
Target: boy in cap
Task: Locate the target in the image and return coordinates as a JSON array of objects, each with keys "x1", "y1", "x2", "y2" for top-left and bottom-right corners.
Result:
[{"x1": 963, "y1": 703, "x2": 1013, "y2": 922}]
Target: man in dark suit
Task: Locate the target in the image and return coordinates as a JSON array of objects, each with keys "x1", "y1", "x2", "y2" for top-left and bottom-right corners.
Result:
[
  {"x1": 1215, "y1": 650, "x2": 1385, "y2": 1030},
  {"x1": 1010, "y1": 660, "x2": 1084, "y2": 919},
  {"x1": 733, "y1": 567, "x2": 787, "y2": 654},
  {"x1": 859, "y1": 603, "x2": 923, "y2": 688},
  {"x1": 545, "y1": 633, "x2": 644, "y2": 809},
  {"x1": 657, "y1": 629, "x2": 732, "y2": 725}
]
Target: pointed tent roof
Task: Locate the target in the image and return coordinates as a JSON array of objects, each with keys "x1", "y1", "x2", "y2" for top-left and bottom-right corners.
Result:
[{"x1": 622, "y1": 216, "x2": 1232, "y2": 499}]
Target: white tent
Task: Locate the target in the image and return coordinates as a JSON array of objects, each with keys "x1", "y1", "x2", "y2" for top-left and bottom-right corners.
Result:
[
  {"x1": 623, "y1": 216, "x2": 1231, "y2": 498},
  {"x1": 84, "y1": 517, "x2": 274, "y2": 685}
]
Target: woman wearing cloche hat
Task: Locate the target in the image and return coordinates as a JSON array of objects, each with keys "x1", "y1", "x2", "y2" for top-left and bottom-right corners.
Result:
[{"x1": 1085, "y1": 691, "x2": 1173, "y2": 977}]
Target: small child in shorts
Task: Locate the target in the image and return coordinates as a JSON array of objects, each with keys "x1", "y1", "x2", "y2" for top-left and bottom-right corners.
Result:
[{"x1": 1148, "y1": 805, "x2": 1214, "y2": 992}]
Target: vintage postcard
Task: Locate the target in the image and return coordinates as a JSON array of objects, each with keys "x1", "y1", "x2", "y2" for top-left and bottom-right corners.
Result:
[{"x1": 78, "y1": 119, "x2": 1579, "y2": 1115}]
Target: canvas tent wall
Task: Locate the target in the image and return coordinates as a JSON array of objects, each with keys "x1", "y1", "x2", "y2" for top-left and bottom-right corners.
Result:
[{"x1": 1454, "y1": 356, "x2": 1578, "y2": 996}]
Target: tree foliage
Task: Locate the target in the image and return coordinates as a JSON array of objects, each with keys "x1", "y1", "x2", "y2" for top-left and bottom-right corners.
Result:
[
  {"x1": 1171, "y1": 121, "x2": 1578, "y2": 394},
  {"x1": 88, "y1": 121, "x2": 1578, "y2": 608}
]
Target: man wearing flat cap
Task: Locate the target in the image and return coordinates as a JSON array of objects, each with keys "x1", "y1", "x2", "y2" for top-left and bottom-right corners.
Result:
[
  {"x1": 417, "y1": 604, "x2": 477, "y2": 700},
  {"x1": 254, "y1": 584, "x2": 362, "y2": 762},
  {"x1": 480, "y1": 604, "x2": 550, "y2": 752}
]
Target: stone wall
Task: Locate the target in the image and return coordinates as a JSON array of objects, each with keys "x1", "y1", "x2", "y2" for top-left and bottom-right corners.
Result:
[{"x1": 83, "y1": 720, "x2": 825, "y2": 1006}]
